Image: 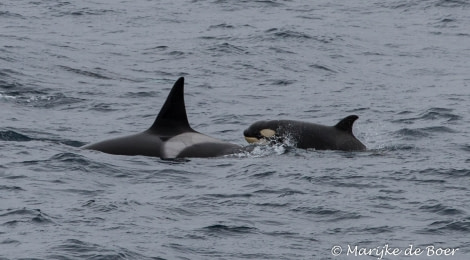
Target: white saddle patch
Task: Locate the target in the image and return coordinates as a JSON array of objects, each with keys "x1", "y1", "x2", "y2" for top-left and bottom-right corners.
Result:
[{"x1": 163, "y1": 132, "x2": 225, "y2": 158}]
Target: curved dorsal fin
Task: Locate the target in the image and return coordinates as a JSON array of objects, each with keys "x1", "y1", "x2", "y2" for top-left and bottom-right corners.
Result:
[
  {"x1": 334, "y1": 115, "x2": 359, "y2": 134},
  {"x1": 149, "y1": 77, "x2": 192, "y2": 134}
]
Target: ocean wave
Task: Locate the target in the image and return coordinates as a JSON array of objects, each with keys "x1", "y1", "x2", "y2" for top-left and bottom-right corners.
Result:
[
  {"x1": 81, "y1": 199, "x2": 119, "y2": 213},
  {"x1": 0, "y1": 130, "x2": 32, "y2": 142},
  {"x1": 420, "y1": 217, "x2": 470, "y2": 234},
  {"x1": 0, "y1": 69, "x2": 25, "y2": 90},
  {"x1": 21, "y1": 93, "x2": 84, "y2": 108},
  {"x1": 419, "y1": 203, "x2": 465, "y2": 216},
  {"x1": 0, "y1": 185, "x2": 24, "y2": 192},
  {"x1": 0, "y1": 130, "x2": 85, "y2": 148},
  {"x1": 259, "y1": 27, "x2": 339, "y2": 44},
  {"x1": 58, "y1": 65, "x2": 112, "y2": 80},
  {"x1": 419, "y1": 108, "x2": 462, "y2": 121},
  {"x1": 206, "y1": 42, "x2": 250, "y2": 56},
  {"x1": 212, "y1": 0, "x2": 285, "y2": 10},
  {"x1": 291, "y1": 206, "x2": 363, "y2": 221},
  {"x1": 254, "y1": 188, "x2": 306, "y2": 197},
  {"x1": 461, "y1": 144, "x2": 470, "y2": 152},
  {"x1": 0, "y1": 10, "x2": 24, "y2": 19},
  {"x1": 61, "y1": 8, "x2": 118, "y2": 17},
  {"x1": 200, "y1": 224, "x2": 258, "y2": 235},
  {"x1": 394, "y1": 126, "x2": 456, "y2": 139},
  {"x1": 393, "y1": 107, "x2": 462, "y2": 123},
  {"x1": 204, "y1": 193, "x2": 252, "y2": 199},
  {"x1": 382, "y1": 0, "x2": 470, "y2": 10},
  {"x1": 48, "y1": 152, "x2": 123, "y2": 174},
  {"x1": 0, "y1": 92, "x2": 17, "y2": 100},
  {"x1": 309, "y1": 64, "x2": 338, "y2": 74},
  {"x1": 265, "y1": 28, "x2": 313, "y2": 40},
  {"x1": 328, "y1": 225, "x2": 397, "y2": 235},
  {"x1": 208, "y1": 23, "x2": 236, "y2": 30},
  {"x1": 48, "y1": 239, "x2": 160, "y2": 260},
  {"x1": 419, "y1": 168, "x2": 470, "y2": 178},
  {"x1": 0, "y1": 208, "x2": 55, "y2": 226},
  {"x1": 1, "y1": 89, "x2": 85, "y2": 109},
  {"x1": 435, "y1": 0, "x2": 470, "y2": 8}
]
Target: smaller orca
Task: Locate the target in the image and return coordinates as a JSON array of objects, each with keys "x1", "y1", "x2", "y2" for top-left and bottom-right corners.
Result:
[
  {"x1": 243, "y1": 115, "x2": 366, "y2": 151},
  {"x1": 83, "y1": 77, "x2": 242, "y2": 159}
]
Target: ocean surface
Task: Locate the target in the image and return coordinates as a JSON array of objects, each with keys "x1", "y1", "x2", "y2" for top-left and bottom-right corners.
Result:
[{"x1": 1, "y1": 0, "x2": 469, "y2": 259}]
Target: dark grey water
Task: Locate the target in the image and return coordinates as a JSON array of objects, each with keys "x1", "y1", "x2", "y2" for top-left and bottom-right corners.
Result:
[{"x1": 1, "y1": 0, "x2": 469, "y2": 259}]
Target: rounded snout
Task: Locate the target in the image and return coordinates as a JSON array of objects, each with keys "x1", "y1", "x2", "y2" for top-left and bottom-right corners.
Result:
[
  {"x1": 243, "y1": 128, "x2": 259, "y2": 143},
  {"x1": 243, "y1": 127, "x2": 277, "y2": 144}
]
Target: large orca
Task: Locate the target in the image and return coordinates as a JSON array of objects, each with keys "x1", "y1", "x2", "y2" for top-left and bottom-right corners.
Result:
[
  {"x1": 243, "y1": 115, "x2": 366, "y2": 151},
  {"x1": 83, "y1": 77, "x2": 242, "y2": 158}
]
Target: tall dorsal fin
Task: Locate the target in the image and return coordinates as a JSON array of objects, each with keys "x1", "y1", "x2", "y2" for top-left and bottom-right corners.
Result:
[
  {"x1": 149, "y1": 77, "x2": 193, "y2": 134},
  {"x1": 334, "y1": 115, "x2": 359, "y2": 134}
]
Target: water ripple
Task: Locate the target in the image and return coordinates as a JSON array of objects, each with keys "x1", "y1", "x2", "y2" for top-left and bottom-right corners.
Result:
[
  {"x1": 0, "y1": 130, "x2": 32, "y2": 142},
  {"x1": 265, "y1": 28, "x2": 312, "y2": 40},
  {"x1": 48, "y1": 239, "x2": 161, "y2": 260},
  {"x1": 291, "y1": 206, "x2": 363, "y2": 221},
  {"x1": 206, "y1": 42, "x2": 250, "y2": 56},
  {"x1": 58, "y1": 65, "x2": 112, "y2": 80},
  {"x1": 420, "y1": 217, "x2": 470, "y2": 234},
  {"x1": 201, "y1": 224, "x2": 258, "y2": 236},
  {"x1": 394, "y1": 107, "x2": 462, "y2": 123},
  {"x1": 0, "y1": 208, "x2": 55, "y2": 226},
  {"x1": 419, "y1": 203, "x2": 465, "y2": 216},
  {"x1": 394, "y1": 126, "x2": 456, "y2": 139},
  {"x1": 0, "y1": 185, "x2": 24, "y2": 192}
]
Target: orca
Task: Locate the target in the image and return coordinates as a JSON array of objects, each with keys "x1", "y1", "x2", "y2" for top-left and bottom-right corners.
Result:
[
  {"x1": 243, "y1": 115, "x2": 366, "y2": 151},
  {"x1": 83, "y1": 77, "x2": 242, "y2": 158}
]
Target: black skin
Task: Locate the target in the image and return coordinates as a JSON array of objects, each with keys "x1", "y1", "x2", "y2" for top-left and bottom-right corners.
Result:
[
  {"x1": 243, "y1": 115, "x2": 366, "y2": 151},
  {"x1": 83, "y1": 77, "x2": 242, "y2": 158}
]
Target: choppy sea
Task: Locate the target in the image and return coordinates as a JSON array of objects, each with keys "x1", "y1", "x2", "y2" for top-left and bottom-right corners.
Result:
[{"x1": 1, "y1": 0, "x2": 469, "y2": 259}]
